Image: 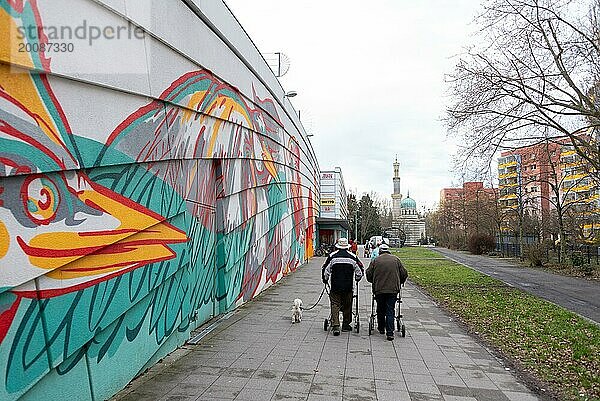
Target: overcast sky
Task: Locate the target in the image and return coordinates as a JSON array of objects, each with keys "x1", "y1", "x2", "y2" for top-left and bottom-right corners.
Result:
[{"x1": 225, "y1": 0, "x2": 484, "y2": 209}]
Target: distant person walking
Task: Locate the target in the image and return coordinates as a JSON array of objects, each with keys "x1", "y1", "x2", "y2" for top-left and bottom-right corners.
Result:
[
  {"x1": 322, "y1": 238, "x2": 363, "y2": 336},
  {"x1": 364, "y1": 241, "x2": 371, "y2": 258},
  {"x1": 366, "y1": 243, "x2": 408, "y2": 340},
  {"x1": 370, "y1": 240, "x2": 382, "y2": 260}
]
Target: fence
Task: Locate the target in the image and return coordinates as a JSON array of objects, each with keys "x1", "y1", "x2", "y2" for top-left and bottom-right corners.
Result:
[{"x1": 496, "y1": 241, "x2": 600, "y2": 265}]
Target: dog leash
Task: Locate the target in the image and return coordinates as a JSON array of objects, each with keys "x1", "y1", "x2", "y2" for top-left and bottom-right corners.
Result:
[{"x1": 301, "y1": 283, "x2": 329, "y2": 311}]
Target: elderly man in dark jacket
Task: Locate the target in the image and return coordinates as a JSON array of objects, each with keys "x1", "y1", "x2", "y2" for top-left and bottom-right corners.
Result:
[
  {"x1": 366, "y1": 243, "x2": 408, "y2": 340},
  {"x1": 322, "y1": 237, "x2": 363, "y2": 336}
]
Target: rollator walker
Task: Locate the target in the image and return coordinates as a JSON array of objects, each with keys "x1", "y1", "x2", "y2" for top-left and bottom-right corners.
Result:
[
  {"x1": 368, "y1": 285, "x2": 406, "y2": 337},
  {"x1": 323, "y1": 281, "x2": 360, "y2": 334}
]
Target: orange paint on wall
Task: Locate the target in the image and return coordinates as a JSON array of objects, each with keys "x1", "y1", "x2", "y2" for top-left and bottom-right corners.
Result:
[{"x1": 0, "y1": 222, "x2": 8, "y2": 259}]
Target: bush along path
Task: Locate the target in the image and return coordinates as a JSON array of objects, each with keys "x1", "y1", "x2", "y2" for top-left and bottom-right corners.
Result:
[{"x1": 393, "y1": 247, "x2": 600, "y2": 401}]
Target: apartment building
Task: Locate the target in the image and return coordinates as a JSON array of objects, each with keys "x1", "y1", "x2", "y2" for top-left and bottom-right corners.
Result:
[
  {"x1": 497, "y1": 137, "x2": 600, "y2": 241},
  {"x1": 440, "y1": 182, "x2": 497, "y2": 205},
  {"x1": 497, "y1": 142, "x2": 561, "y2": 219},
  {"x1": 560, "y1": 142, "x2": 600, "y2": 239}
]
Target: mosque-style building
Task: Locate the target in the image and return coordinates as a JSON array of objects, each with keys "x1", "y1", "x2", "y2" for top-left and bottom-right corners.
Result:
[{"x1": 391, "y1": 157, "x2": 426, "y2": 246}]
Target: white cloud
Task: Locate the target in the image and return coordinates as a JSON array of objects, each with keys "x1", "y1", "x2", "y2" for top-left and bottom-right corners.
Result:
[{"x1": 226, "y1": 0, "x2": 482, "y2": 209}]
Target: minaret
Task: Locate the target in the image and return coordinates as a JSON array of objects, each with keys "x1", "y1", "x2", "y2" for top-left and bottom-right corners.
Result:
[
  {"x1": 393, "y1": 156, "x2": 401, "y2": 195},
  {"x1": 391, "y1": 156, "x2": 402, "y2": 224}
]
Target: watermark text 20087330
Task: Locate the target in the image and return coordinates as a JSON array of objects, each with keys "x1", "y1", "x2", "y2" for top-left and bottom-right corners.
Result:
[{"x1": 19, "y1": 42, "x2": 75, "y2": 53}]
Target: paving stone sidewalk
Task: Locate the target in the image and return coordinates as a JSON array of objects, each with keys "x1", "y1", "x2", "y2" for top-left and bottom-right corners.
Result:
[{"x1": 112, "y1": 256, "x2": 542, "y2": 401}]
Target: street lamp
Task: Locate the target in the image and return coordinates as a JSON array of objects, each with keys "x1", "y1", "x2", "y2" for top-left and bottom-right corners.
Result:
[
  {"x1": 355, "y1": 210, "x2": 358, "y2": 242},
  {"x1": 284, "y1": 91, "x2": 297, "y2": 98}
]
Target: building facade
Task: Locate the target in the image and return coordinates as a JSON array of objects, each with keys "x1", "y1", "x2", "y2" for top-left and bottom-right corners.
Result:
[
  {"x1": 397, "y1": 194, "x2": 426, "y2": 245},
  {"x1": 498, "y1": 142, "x2": 561, "y2": 224},
  {"x1": 317, "y1": 168, "x2": 349, "y2": 245},
  {"x1": 497, "y1": 137, "x2": 600, "y2": 241},
  {"x1": 440, "y1": 182, "x2": 498, "y2": 205},
  {"x1": 559, "y1": 142, "x2": 600, "y2": 240},
  {"x1": 319, "y1": 168, "x2": 348, "y2": 220}
]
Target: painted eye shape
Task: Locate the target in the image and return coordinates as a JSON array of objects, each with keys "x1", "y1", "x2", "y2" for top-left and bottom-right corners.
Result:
[{"x1": 21, "y1": 175, "x2": 61, "y2": 225}]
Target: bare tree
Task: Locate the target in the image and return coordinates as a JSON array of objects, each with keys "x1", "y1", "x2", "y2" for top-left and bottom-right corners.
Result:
[
  {"x1": 434, "y1": 182, "x2": 499, "y2": 250},
  {"x1": 447, "y1": 0, "x2": 600, "y2": 176}
]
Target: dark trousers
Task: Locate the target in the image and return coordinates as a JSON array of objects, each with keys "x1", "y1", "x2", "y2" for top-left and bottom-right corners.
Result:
[
  {"x1": 329, "y1": 291, "x2": 353, "y2": 327},
  {"x1": 375, "y1": 293, "x2": 397, "y2": 336}
]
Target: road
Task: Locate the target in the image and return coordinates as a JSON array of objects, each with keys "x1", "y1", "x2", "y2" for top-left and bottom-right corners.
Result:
[{"x1": 432, "y1": 247, "x2": 600, "y2": 324}]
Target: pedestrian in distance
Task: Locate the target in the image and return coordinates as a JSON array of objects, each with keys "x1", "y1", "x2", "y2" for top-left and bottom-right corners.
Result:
[
  {"x1": 350, "y1": 238, "x2": 358, "y2": 254},
  {"x1": 366, "y1": 243, "x2": 408, "y2": 340},
  {"x1": 370, "y1": 240, "x2": 382, "y2": 260},
  {"x1": 322, "y1": 237, "x2": 364, "y2": 336}
]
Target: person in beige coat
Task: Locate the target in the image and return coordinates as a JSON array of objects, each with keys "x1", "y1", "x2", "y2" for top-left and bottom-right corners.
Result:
[{"x1": 365, "y1": 243, "x2": 408, "y2": 340}]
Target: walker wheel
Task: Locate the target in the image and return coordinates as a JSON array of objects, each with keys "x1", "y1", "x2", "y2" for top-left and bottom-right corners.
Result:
[
  {"x1": 401, "y1": 324, "x2": 406, "y2": 338},
  {"x1": 396, "y1": 318, "x2": 401, "y2": 332},
  {"x1": 355, "y1": 320, "x2": 360, "y2": 334},
  {"x1": 368, "y1": 319, "x2": 373, "y2": 336},
  {"x1": 324, "y1": 319, "x2": 329, "y2": 331}
]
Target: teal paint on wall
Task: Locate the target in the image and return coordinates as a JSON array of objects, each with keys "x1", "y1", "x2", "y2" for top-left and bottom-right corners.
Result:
[{"x1": 0, "y1": 1, "x2": 319, "y2": 400}]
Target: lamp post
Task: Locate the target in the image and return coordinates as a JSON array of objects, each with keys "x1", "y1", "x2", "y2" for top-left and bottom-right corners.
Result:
[{"x1": 355, "y1": 210, "x2": 358, "y2": 242}]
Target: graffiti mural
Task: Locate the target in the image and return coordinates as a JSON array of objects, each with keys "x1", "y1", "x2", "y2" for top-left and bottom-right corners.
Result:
[{"x1": 0, "y1": 0, "x2": 319, "y2": 400}]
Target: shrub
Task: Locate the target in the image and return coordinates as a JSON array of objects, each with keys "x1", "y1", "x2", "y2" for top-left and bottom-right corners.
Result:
[
  {"x1": 523, "y1": 243, "x2": 547, "y2": 267},
  {"x1": 571, "y1": 251, "x2": 585, "y2": 267},
  {"x1": 580, "y1": 263, "x2": 595, "y2": 276},
  {"x1": 467, "y1": 233, "x2": 495, "y2": 255}
]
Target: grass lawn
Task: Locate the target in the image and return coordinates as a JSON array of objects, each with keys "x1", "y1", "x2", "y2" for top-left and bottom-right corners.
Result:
[{"x1": 393, "y1": 247, "x2": 600, "y2": 401}]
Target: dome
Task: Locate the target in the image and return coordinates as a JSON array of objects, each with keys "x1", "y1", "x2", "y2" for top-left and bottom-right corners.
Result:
[{"x1": 400, "y1": 196, "x2": 416, "y2": 209}]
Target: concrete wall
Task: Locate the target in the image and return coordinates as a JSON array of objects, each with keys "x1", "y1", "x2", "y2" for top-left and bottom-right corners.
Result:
[{"x1": 0, "y1": 1, "x2": 320, "y2": 399}]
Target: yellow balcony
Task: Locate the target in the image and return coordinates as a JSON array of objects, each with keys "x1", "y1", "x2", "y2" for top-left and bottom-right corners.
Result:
[
  {"x1": 569, "y1": 184, "x2": 593, "y2": 192},
  {"x1": 561, "y1": 149, "x2": 576, "y2": 156},
  {"x1": 498, "y1": 160, "x2": 517, "y2": 168},
  {"x1": 498, "y1": 172, "x2": 517, "y2": 179},
  {"x1": 560, "y1": 162, "x2": 583, "y2": 169},
  {"x1": 499, "y1": 193, "x2": 518, "y2": 201},
  {"x1": 563, "y1": 173, "x2": 586, "y2": 181}
]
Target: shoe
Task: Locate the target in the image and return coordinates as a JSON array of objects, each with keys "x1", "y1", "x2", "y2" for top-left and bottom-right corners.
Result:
[
  {"x1": 341, "y1": 325, "x2": 352, "y2": 332},
  {"x1": 386, "y1": 335, "x2": 394, "y2": 341},
  {"x1": 332, "y1": 327, "x2": 341, "y2": 336}
]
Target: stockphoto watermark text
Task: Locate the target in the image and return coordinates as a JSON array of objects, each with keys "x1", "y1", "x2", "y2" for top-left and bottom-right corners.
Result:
[{"x1": 16, "y1": 20, "x2": 145, "y2": 52}]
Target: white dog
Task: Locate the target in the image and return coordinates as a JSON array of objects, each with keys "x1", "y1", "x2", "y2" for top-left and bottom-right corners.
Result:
[{"x1": 291, "y1": 298, "x2": 303, "y2": 323}]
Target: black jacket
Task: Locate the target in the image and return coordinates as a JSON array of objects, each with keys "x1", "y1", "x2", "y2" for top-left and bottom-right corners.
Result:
[{"x1": 322, "y1": 249, "x2": 363, "y2": 293}]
